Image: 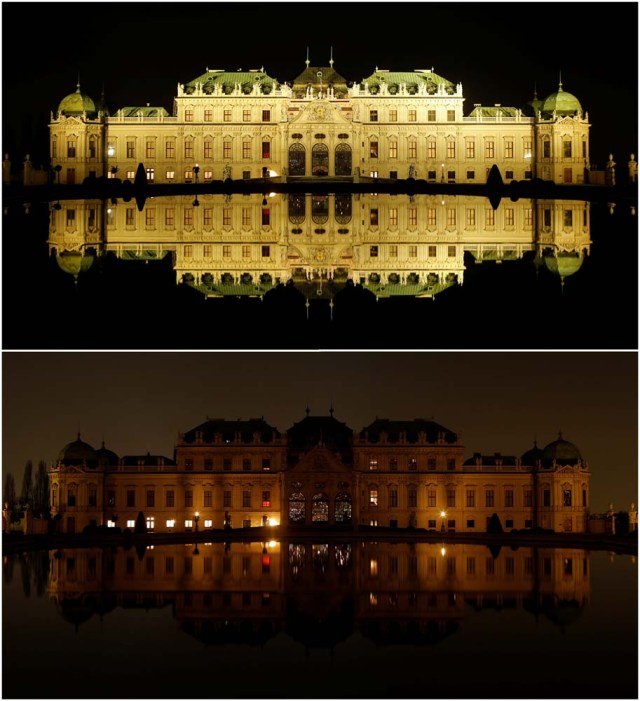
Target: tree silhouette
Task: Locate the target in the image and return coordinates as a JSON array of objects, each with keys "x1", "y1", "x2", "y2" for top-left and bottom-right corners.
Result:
[
  {"x1": 32, "y1": 461, "x2": 50, "y2": 517},
  {"x1": 3, "y1": 473, "x2": 16, "y2": 514},
  {"x1": 20, "y1": 460, "x2": 33, "y2": 508}
]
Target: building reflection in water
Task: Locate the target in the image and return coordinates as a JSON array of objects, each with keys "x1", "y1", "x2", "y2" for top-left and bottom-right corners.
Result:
[
  {"x1": 47, "y1": 194, "x2": 591, "y2": 298},
  {"x1": 32, "y1": 542, "x2": 591, "y2": 645}
]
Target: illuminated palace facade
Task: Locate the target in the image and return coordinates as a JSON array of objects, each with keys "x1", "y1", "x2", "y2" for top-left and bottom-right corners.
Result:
[
  {"x1": 47, "y1": 58, "x2": 591, "y2": 296},
  {"x1": 49, "y1": 413, "x2": 590, "y2": 534}
]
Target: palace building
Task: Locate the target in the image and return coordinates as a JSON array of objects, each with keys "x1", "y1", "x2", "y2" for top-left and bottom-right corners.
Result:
[
  {"x1": 49, "y1": 412, "x2": 590, "y2": 534},
  {"x1": 46, "y1": 56, "x2": 591, "y2": 297}
]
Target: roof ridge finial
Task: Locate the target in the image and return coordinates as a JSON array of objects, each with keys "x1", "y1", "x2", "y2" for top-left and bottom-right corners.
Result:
[
  {"x1": 329, "y1": 46, "x2": 334, "y2": 68},
  {"x1": 533, "y1": 81, "x2": 538, "y2": 100},
  {"x1": 76, "y1": 73, "x2": 81, "y2": 93},
  {"x1": 305, "y1": 403, "x2": 310, "y2": 417},
  {"x1": 558, "y1": 70, "x2": 563, "y2": 91},
  {"x1": 558, "y1": 429, "x2": 563, "y2": 440},
  {"x1": 305, "y1": 46, "x2": 310, "y2": 68},
  {"x1": 329, "y1": 397, "x2": 334, "y2": 416}
]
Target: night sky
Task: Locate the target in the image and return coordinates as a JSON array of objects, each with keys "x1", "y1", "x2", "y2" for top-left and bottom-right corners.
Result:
[
  {"x1": 3, "y1": 351, "x2": 637, "y2": 513},
  {"x1": 1, "y1": 1, "x2": 638, "y2": 167}
]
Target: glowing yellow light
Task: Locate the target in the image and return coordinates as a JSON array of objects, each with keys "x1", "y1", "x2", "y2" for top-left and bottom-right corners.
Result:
[
  {"x1": 268, "y1": 192, "x2": 276, "y2": 197},
  {"x1": 268, "y1": 518, "x2": 278, "y2": 526},
  {"x1": 268, "y1": 540, "x2": 277, "y2": 548},
  {"x1": 268, "y1": 169, "x2": 277, "y2": 177},
  {"x1": 440, "y1": 511, "x2": 447, "y2": 519},
  {"x1": 441, "y1": 547, "x2": 446, "y2": 557}
]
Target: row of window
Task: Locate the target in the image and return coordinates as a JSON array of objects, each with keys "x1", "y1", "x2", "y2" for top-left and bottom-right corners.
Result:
[
  {"x1": 181, "y1": 108, "x2": 272, "y2": 123},
  {"x1": 368, "y1": 108, "x2": 455, "y2": 123}
]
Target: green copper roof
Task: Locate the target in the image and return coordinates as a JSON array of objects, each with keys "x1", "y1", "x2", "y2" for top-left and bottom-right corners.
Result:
[
  {"x1": 468, "y1": 105, "x2": 519, "y2": 118},
  {"x1": 56, "y1": 251, "x2": 94, "y2": 278},
  {"x1": 543, "y1": 251, "x2": 584, "y2": 279},
  {"x1": 185, "y1": 69, "x2": 279, "y2": 95},
  {"x1": 541, "y1": 85, "x2": 582, "y2": 116},
  {"x1": 58, "y1": 85, "x2": 97, "y2": 116},
  {"x1": 361, "y1": 69, "x2": 455, "y2": 95},
  {"x1": 116, "y1": 106, "x2": 170, "y2": 117},
  {"x1": 292, "y1": 65, "x2": 349, "y2": 96}
]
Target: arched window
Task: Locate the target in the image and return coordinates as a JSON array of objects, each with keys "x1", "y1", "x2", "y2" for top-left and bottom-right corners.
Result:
[
  {"x1": 335, "y1": 194, "x2": 352, "y2": 224},
  {"x1": 334, "y1": 543, "x2": 352, "y2": 569},
  {"x1": 288, "y1": 543, "x2": 305, "y2": 577},
  {"x1": 335, "y1": 492, "x2": 352, "y2": 523},
  {"x1": 312, "y1": 143, "x2": 329, "y2": 176},
  {"x1": 288, "y1": 193, "x2": 306, "y2": 224},
  {"x1": 289, "y1": 491, "x2": 306, "y2": 523},
  {"x1": 312, "y1": 492, "x2": 329, "y2": 522},
  {"x1": 312, "y1": 195, "x2": 329, "y2": 224},
  {"x1": 288, "y1": 143, "x2": 305, "y2": 176},
  {"x1": 312, "y1": 544, "x2": 329, "y2": 573},
  {"x1": 335, "y1": 143, "x2": 352, "y2": 175}
]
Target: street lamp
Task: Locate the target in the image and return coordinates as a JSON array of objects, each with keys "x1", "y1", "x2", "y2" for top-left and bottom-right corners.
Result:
[
  {"x1": 193, "y1": 164, "x2": 200, "y2": 207},
  {"x1": 440, "y1": 510, "x2": 447, "y2": 532},
  {"x1": 194, "y1": 511, "x2": 200, "y2": 533},
  {"x1": 441, "y1": 163, "x2": 445, "y2": 183}
]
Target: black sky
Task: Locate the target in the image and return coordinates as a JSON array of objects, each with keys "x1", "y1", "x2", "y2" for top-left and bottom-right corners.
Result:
[
  {"x1": 3, "y1": 351, "x2": 637, "y2": 513},
  {"x1": 2, "y1": 1, "x2": 638, "y2": 166}
]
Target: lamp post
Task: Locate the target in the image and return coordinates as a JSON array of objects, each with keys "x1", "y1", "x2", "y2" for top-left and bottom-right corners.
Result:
[
  {"x1": 194, "y1": 511, "x2": 200, "y2": 533},
  {"x1": 441, "y1": 163, "x2": 445, "y2": 183},
  {"x1": 440, "y1": 510, "x2": 447, "y2": 533},
  {"x1": 193, "y1": 164, "x2": 200, "y2": 207}
]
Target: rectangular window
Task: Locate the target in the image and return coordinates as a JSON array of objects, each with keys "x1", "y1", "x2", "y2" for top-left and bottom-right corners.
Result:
[
  {"x1": 505, "y1": 489, "x2": 514, "y2": 507},
  {"x1": 222, "y1": 244, "x2": 231, "y2": 258},
  {"x1": 369, "y1": 141, "x2": 378, "y2": 158},
  {"x1": 66, "y1": 141, "x2": 77, "y2": 158},
  {"x1": 185, "y1": 490, "x2": 193, "y2": 508},
  {"x1": 466, "y1": 208, "x2": 476, "y2": 227},
  {"x1": 524, "y1": 489, "x2": 533, "y2": 507},
  {"x1": 125, "y1": 208, "x2": 135, "y2": 226},
  {"x1": 66, "y1": 209, "x2": 76, "y2": 227},
  {"x1": 369, "y1": 245, "x2": 378, "y2": 258},
  {"x1": 389, "y1": 109, "x2": 397, "y2": 122},
  {"x1": 427, "y1": 141, "x2": 436, "y2": 159},
  {"x1": 223, "y1": 457, "x2": 232, "y2": 471},
  {"x1": 126, "y1": 490, "x2": 135, "y2": 508},
  {"x1": 485, "y1": 208, "x2": 495, "y2": 227},
  {"x1": 389, "y1": 142, "x2": 397, "y2": 159},
  {"x1": 427, "y1": 457, "x2": 436, "y2": 470},
  {"x1": 408, "y1": 140, "x2": 417, "y2": 159},
  {"x1": 242, "y1": 141, "x2": 251, "y2": 159},
  {"x1": 262, "y1": 141, "x2": 270, "y2": 159},
  {"x1": 370, "y1": 208, "x2": 379, "y2": 226},
  {"x1": 563, "y1": 140, "x2": 572, "y2": 158},
  {"x1": 184, "y1": 109, "x2": 193, "y2": 122},
  {"x1": 428, "y1": 490, "x2": 436, "y2": 507},
  {"x1": 184, "y1": 141, "x2": 193, "y2": 159},
  {"x1": 543, "y1": 489, "x2": 551, "y2": 507},
  {"x1": 224, "y1": 108, "x2": 232, "y2": 122},
  {"x1": 243, "y1": 109, "x2": 251, "y2": 122},
  {"x1": 242, "y1": 490, "x2": 251, "y2": 508},
  {"x1": 446, "y1": 208, "x2": 456, "y2": 227},
  {"x1": 203, "y1": 140, "x2": 212, "y2": 159},
  {"x1": 262, "y1": 458, "x2": 271, "y2": 471},
  {"x1": 485, "y1": 489, "x2": 494, "y2": 508},
  {"x1": 223, "y1": 490, "x2": 232, "y2": 508},
  {"x1": 223, "y1": 141, "x2": 232, "y2": 159},
  {"x1": 389, "y1": 208, "x2": 398, "y2": 226},
  {"x1": 146, "y1": 140, "x2": 155, "y2": 159},
  {"x1": 166, "y1": 519, "x2": 175, "y2": 528},
  {"x1": 504, "y1": 139, "x2": 514, "y2": 158},
  {"x1": 505, "y1": 208, "x2": 515, "y2": 226},
  {"x1": 427, "y1": 209, "x2": 437, "y2": 227},
  {"x1": 446, "y1": 489, "x2": 456, "y2": 507},
  {"x1": 447, "y1": 458, "x2": 456, "y2": 470},
  {"x1": 466, "y1": 141, "x2": 475, "y2": 158},
  {"x1": 204, "y1": 490, "x2": 212, "y2": 507},
  {"x1": 369, "y1": 110, "x2": 378, "y2": 122},
  {"x1": 369, "y1": 457, "x2": 378, "y2": 471},
  {"x1": 183, "y1": 209, "x2": 193, "y2": 227},
  {"x1": 261, "y1": 245, "x2": 270, "y2": 258},
  {"x1": 466, "y1": 490, "x2": 475, "y2": 507},
  {"x1": 486, "y1": 557, "x2": 495, "y2": 575},
  {"x1": 543, "y1": 140, "x2": 551, "y2": 158},
  {"x1": 261, "y1": 208, "x2": 270, "y2": 226},
  {"x1": 467, "y1": 519, "x2": 475, "y2": 529},
  {"x1": 564, "y1": 210, "x2": 573, "y2": 227},
  {"x1": 262, "y1": 490, "x2": 271, "y2": 508},
  {"x1": 408, "y1": 208, "x2": 417, "y2": 227},
  {"x1": 427, "y1": 109, "x2": 436, "y2": 122},
  {"x1": 428, "y1": 519, "x2": 436, "y2": 529},
  {"x1": 146, "y1": 490, "x2": 155, "y2": 508},
  {"x1": 505, "y1": 170, "x2": 514, "y2": 180},
  {"x1": 524, "y1": 208, "x2": 533, "y2": 227},
  {"x1": 369, "y1": 489, "x2": 378, "y2": 506},
  {"x1": 126, "y1": 141, "x2": 135, "y2": 159},
  {"x1": 447, "y1": 141, "x2": 455, "y2": 158},
  {"x1": 543, "y1": 208, "x2": 552, "y2": 227},
  {"x1": 408, "y1": 245, "x2": 417, "y2": 258},
  {"x1": 242, "y1": 458, "x2": 251, "y2": 472},
  {"x1": 408, "y1": 487, "x2": 417, "y2": 508},
  {"x1": 262, "y1": 109, "x2": 271, "y2": 122},
  {"x1": 485, "y1": 141, "x2": 495, "y2": 159},
  {"x1": 467, "y1": 170, "x2": 475, "y2": 180},
  {"x1": 563, "y1": 489, "x2": 572, "y2": 507},
  {"x1": 166, "y1": 490, "x2": 175, "y2": 508},
  {"x1": 447, "y1": 109, "x2": 455, "y2": 122},
  {"x1": 389, "y1": 245, "x2": 398, "y2": 258},
  {"x1": 88, "y1": 487, "x2": 97, "y2": 508},
  {"x1": 165, "y1": 170, "x2": 175, "y2": 181},
  {"x1": 389, "y1": 489, "x2": 398, "y2": 508},
  {"x1": 467, "y1": 557, "x2": 476, "y2": 575},
  {"x1": 408, "y1": 109, "x2": 416, "y2": 122}
]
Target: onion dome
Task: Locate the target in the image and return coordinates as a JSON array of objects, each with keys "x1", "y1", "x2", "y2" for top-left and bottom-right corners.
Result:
[
  {"x1": 540, "y1": 80, "x2": 582, "y2": 116},
  {"x1": 96, "y1": 441, "x2": 119, "y2": 468},
  {"x1": 542, "y1": 433, "x2": 582, "y2": 466},
  {"x1": 543, "y1": 251, "x2": 585, "y2": 281},
  {"x1": 57, "y1": 82, "x2": 98, "y2": 117},
  {"x1": 57, "y1": 433, "x2": 98, "y2": 468},
  {"x1": 521, "y1": 440, "x2": 544, "y2": 466},
  {"x1": 55, "y1": 251, "x2": 95, "y2": 282}
]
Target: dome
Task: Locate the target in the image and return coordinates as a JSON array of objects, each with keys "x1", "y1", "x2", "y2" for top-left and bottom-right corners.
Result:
[
  {"x1": 56, "y1": 251, "x2": 95, "y2": 280},
  {"x1": 521, "y1": 93, "x2": 543, "y2": 117},
  {"x1": 57, "y1": 434, "x2": 98, "y2": 467},
  {"x1": 540, "y1": 84, "x2": 582, "y2": 116},
  {"x1": 521, "y1": 440, "x2": 544, "y2": 465},
  {"x1": 543, "y1": 251, "x2": 585, "y2": 280},
  {"x1": 96, "y1": 441, "x2": 119, "y2": 468},
  {"x1": 542, "y1": 433, "x2": 582, "y2": 466},
  {"x1": 57, "y1": 84, "x2": 97, "y2": 117}
]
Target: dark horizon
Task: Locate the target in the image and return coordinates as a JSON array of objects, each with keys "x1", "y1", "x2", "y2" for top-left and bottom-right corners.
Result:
[{"x1": 3, "y1": 351, "x2": 637, "y2": 514}]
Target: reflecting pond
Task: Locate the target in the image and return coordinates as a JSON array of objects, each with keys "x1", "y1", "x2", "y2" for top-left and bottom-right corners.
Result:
[
  {"x1": 2, "y1": 194, "x2": 637, "y2": 349},
  {"x1": 2, "y1": 541, "x2": 637, "y2": 698}
]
